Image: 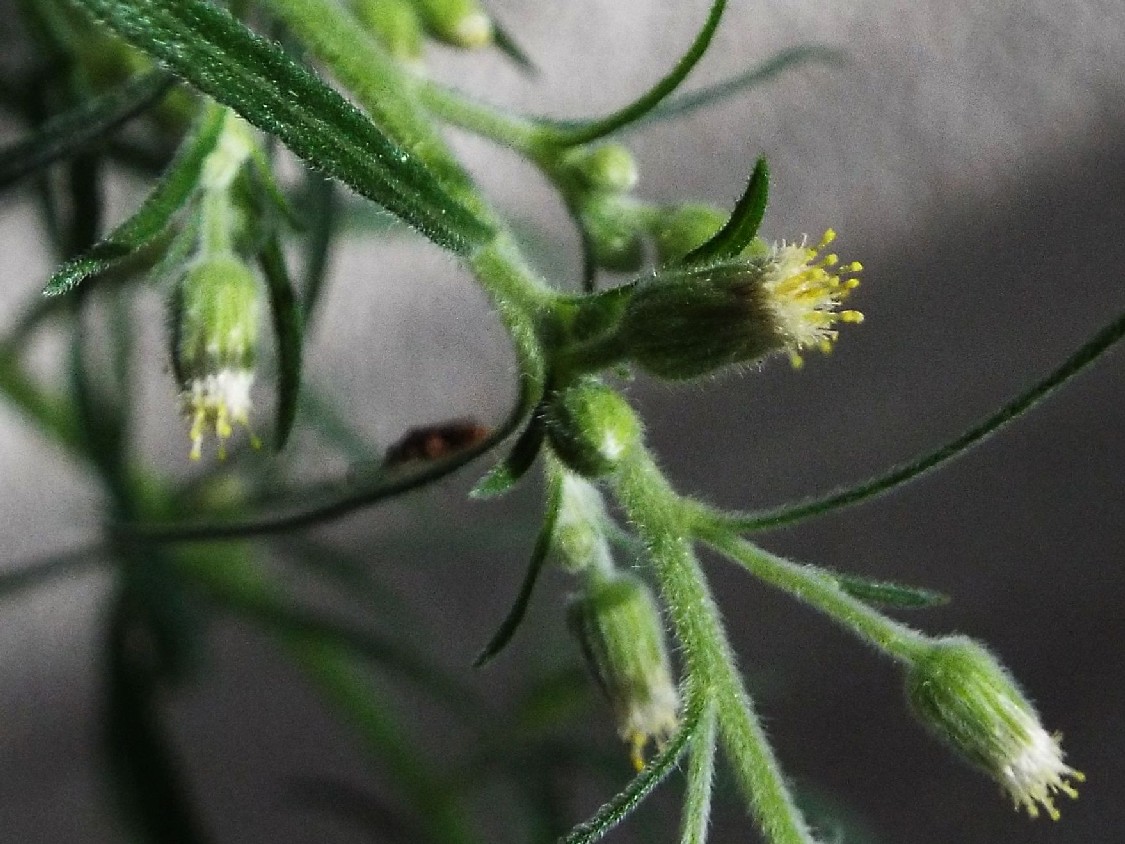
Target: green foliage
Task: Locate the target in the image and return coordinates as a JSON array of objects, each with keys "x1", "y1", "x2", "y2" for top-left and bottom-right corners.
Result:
[{"x1": 0, "y1": 2, "x2": 1116, "y2": 843}]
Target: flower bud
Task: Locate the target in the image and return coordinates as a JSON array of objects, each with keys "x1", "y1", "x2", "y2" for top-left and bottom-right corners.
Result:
[
  {"x1": 414, "y1": 0, "x2": 493, "y2": 48},
  {"x1": 546, "y1": 379, "x2": 641, "y2": 478},
  {"x1": 563, "y1": 144, "x2": 640, "y2": 194},
  {"x1": 618, "y1": 230, "x2": 863, "y2": 379},
  {"x1": 568, "y1": 572, "x2": 679, "y2": 770},
  {"x1": 579, "y1": 194, "x2": 645, "y2": 273},
  {"x1": 906, "y1": 637, "x2": 1084, "y2": 820},
  {"x1": 172, "y1": 255, "x2": 262, "y2": 460},
  {"x1": 349, "y1": 0, "x2": 424, "y2": 63},
  {"x1": 649, "y1": 203, "x2": 727, "y2": 264},
  {"x1": 552, "y1": 472, "x2": 616, "y2": 576}
]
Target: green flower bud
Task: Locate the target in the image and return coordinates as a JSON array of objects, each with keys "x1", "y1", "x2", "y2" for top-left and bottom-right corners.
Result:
[
  {"x1": 413, "y1": 0, "x2": 493, "y2": 48},
  {"x1": 579, "y1": 194, "x2": 645, "y2": 273},
  {"x1": 906, "y1": 637, "x2": 1084, "y2": 820},
  {"x1": 568, "y1": 572, "x2": 679, "y2": 770},
  {"x1": 563, "y1": 144, "x2": 640, "y2": 194},
  {"x1": 349, "y1": 0, "x2": 424, "y2": 63},
  {"x1": 649, "y1": 203, "x2": 726, "y2": 264},
  {"x1": 619, "y1": 229, "x2": 863, "y2": 379},
  {"x1": 172, "y1": 255, "x2": 262, "y2": 460},
  {"x1": 552, "y1": 472, "x2": 616, "y2": 576},
  {"x1": 546, "y1": 379, "x2": 641, "y2": 478}
]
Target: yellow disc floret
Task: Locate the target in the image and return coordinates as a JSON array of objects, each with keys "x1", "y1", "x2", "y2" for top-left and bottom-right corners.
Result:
[{"x1": 759, "y1": 229, "x2": 863, "y2": 368}]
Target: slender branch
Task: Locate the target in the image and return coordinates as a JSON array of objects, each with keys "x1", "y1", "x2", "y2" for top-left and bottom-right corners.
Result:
[
  {"x1": 695, "y1": 527, "x2": 928, "y2": 663},
  {"x1": 694, "y1": 303, "x2": 1125, "y2": 533},
  {"x1": 613, "y1": 449, "x2": 818, "y2": 844}
]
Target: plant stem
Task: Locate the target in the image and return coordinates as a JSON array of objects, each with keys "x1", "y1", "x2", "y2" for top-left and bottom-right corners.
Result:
[
  {"x1": 613, "y1": 449, "x2": 817, "y2": 844},
  {"x1": 696, "y1": 528, "x2": 929, "y2": 664},
  {"x1": 417, "y1": 81, "x2": 547, "y2": 156}
]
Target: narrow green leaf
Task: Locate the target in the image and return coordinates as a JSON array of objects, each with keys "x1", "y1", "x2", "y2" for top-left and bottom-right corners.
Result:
[
  {"x1": 470, "y1": 411, "x2": 545, "y2": 498},
  {"x1": 75, "y1": 0, "x2": 493, "y2": 253},
  {"x1": 683, "y1": 157, "x2": 768, "y2": 265},
  {"x1": 298, "y1": 173, "x2": 339, "y2": 324},
  {"x1": 699, "y1": 303, "x2": 1125, "y2": 533},
  {"x1": 0, "y1": 546, "x2": 105, "y2": 598},
  {"x1": 42, "y1": 106, "x2": 225, "y2": 296},
  {"x1": 104, "y1": 596, "x2": 211, "y2": 844},
  {"x1": 559, "y1": 692, "x2": 703, "y2": 844},
  {"x1": 0, "y1": 70, "x2": 172, "y2": 190},
  {"x1": 473, "y1": 469, "x2": 562, "y2": 667},
  {"x1": 637, "y1": 45, "x2": 847, "y2": 127},
  {"x1": 258, "y1": 234, "x2": 303, "y2": 450},
  {"x1": 542, "y1": 0, "x2": 727, "y2": 146},
  {"x1": 491, "y1": 16, "x2": 536, "y2": 74},
  {"x1": 835, "y1": 575, "x2": 949, "y2": 609}
]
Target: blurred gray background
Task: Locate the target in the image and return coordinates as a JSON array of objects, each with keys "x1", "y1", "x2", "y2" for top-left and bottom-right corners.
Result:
[{"x1": 1, "y1": 0, "x2": 1123, "y2": 842}]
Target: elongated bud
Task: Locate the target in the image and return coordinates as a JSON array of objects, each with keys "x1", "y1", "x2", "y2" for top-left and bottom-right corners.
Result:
[
  {"x1": 563, "y1": 144, "x2": 640, "y2": 194},
  {"x1": 552, "y1": 472, "x2": 616, "y2": 576},
  {"x1": 546, "y1": 379, "x2": 642, "y2": 478},
  {"x1": 618, "y1": 230, "x2": 863, "y2": 379},
  {"x1": 568, "y1": 572, "x2": 679, "y2": 770},
  {"x1": 349, "y1": 0, "x2": 424, "y2": 63},
  {"x1": 413, "y1": 0, "x2": 493, "y2": 48},
  {"x1": 172, "y1": 255, "x2": 262, "y2": 460},
  {"x1": 906, "y1": 637, "x2": 1084, "y2": 820}
]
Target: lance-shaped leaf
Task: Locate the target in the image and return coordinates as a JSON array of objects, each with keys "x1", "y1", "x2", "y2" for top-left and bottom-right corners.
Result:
[
  {"x1": 257, "y1": 234, "x2": 303, "y2": 451},
  {"x1": 836, "y1": 574, "x2": 949, "y2": 609},
  {"x1": 470, "y1": 410, "x2": 545, "y2": 499},
  {"x1": 491, "y1": 16, "x2": 536, "y2": 74},
  {"x1": 42, "y1": 106, "x2": 225, "y2": 296},
  {"x1": 683, "y1": 157, "x2": 769, "y2": 265},
  {"x1": 74, "y1": 0, "x2": 493, "y2": 254},
  {"x1": 559, "y1": 691, "x2": 704, "y2": 844},
  {"x1": 540, "y1": 0, "x2": 727, "y2": 146},
  {"x1": 473, "y1": 470, "x2": 561, "y2": 667},
  {"x1": 0, "y1": 70, "x2": 173, "y2": 190}
]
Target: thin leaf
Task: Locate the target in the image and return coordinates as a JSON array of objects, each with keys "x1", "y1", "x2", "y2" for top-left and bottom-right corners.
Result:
[
  {"x1": 559, "y1": 692, "x2": 704, "y2": 844},
  {"x1": 42, "y1": 106, "x2": 225, "y2": 296},
  {"x1": 258, "y1": 234, "x2": 303, "y2": 450},
  {"x1": 470, "y1": 411, "x2": 545, "y2": 498},
  {"x1": 473, "y1": 469, "x2": 562, "y2": 667},
  {"x1": 0, "y1": 546, "x2": 105, "y2": 597},
  {"x1": 104, "y1": 595, "x2": 211, "y2": 844},
  {"x1": 679, "y1": 702, "x2": 717, "y2": 844},
  {"x1": 541, "y1": 0, "x2": 727, "y2": 146},
  {"x1": 121, "y1": 374, "x2": 536, "y2": 542},
  {"x1": 491, "y1": 16, "x2": 536, "y2": 74},
  {"x1": 835, "y1": 575, "x2": 948, "y2": 609},
  {"x1": 0, "y1": 70, "x2": 172, "y2": 189},
  {"x1": 698, "y1": 303, "x2": 1125, "y2": 533},
  {"x1": 638, "y1": 45, "x2": 847, "y2": 127},
  {"x1": 74, "y1": 0, "x2": 492, "y2": 253},
  {"x1": 298, "y1": 173, "x2": 339, "y2": 324},
  {"x1": 683, "y1": 157, "x2": 768, "y2": 265}
]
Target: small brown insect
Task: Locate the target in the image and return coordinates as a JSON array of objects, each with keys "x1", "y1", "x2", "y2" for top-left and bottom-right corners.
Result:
[{"x1": 383, "y1": 417, "x2": 490, "y2": 469}]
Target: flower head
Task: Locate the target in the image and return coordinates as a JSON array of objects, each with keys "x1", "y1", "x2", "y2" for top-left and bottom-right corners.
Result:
[
  {"x1": 758, "y1": 229, "x2": 863, "y2": 368},
  {"x1": 172, "y1": 255, "x2": 262, "y2": 460},
  {"x1": 568, "y1": 572, "x2": 680, "y2": 770},
  {"x1": 617, "y1": 229, "x2": 862, "y2": 380},
  {"x1": 906, "y1": 637, "x2": 1084, "y2": 820}
]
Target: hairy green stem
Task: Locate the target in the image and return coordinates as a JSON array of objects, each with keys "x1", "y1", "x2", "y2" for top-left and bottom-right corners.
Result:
[
  {"x1": 613, "y1": 449, "x2": 817, "y2": 844},
  {"x1": 696, "y1": 528, "x2": 928, "y2": 663}
]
